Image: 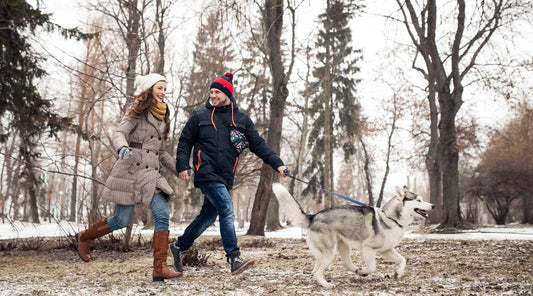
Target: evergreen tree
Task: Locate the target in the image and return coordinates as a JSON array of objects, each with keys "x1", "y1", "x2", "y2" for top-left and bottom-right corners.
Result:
[
  {"x1": 183, "y1": 9, "x2": 235, "y2": 116},
  {"x1": 304, "y1": 0, "x2": 363, "y2": 207},
  {"x1": 0, "y1": 0, "x2": 89, "y2": 222}
]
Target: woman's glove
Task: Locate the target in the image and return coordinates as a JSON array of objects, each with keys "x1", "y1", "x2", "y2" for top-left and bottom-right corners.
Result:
[{"x1": 119, "y1": 147, "x2": 132, "y2": 160}]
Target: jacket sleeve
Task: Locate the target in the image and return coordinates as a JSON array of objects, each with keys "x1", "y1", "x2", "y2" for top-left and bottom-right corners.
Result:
[
  {"x1": 245, "y1": 116, "x2": 284, "y2": 171},
  {"x1": 112, "y1": 114, "x2": 138, "y2": 154},
  {"x1": 160, "y1": 148, "x2": 178, "y2": 177},
  {"x1": 176, "y1": 113, "x2": 198, "y2": 173}
]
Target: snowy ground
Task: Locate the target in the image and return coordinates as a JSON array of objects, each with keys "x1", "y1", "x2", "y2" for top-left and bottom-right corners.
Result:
[
  {"x1": 2, "y1": 220, "x2": 533, "y2": 241},
  {"x1": 0, "y1": 221, "x2": 532, "y2": 295}
]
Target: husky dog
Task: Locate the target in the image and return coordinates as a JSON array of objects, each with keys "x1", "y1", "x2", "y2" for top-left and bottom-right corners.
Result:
[{"x1": 272, "y1": 183, "x2": 434, "y2": 288}]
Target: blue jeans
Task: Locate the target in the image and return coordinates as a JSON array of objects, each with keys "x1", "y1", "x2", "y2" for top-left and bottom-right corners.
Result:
[
  {"x1": 175, "y1": 182, "x2": 240, "y2": 259},
  {"x1": 107, "y1": 192, "x2": 170, "y2": 232}
]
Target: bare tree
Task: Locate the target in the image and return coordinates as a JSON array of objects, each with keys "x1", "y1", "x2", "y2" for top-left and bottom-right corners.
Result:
[
  {"x1": 376, "y1": 89, "x2": 405, "y2": 207},
  {"x1": 394, "y1": 0, "x2": 531, "y2": 228},
  {"x1": 247, "y1": 0, "x2": 295, "y2": 236}
]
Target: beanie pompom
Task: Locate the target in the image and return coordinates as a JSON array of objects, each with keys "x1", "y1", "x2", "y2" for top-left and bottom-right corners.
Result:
[{"x1": 210, "y1": 72, "x2": 235, "y2": 99}]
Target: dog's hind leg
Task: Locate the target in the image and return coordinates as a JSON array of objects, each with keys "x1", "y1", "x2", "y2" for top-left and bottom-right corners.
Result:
[
  {"x1": 337, "y1": 239, "x2": 357, "y2": 272},
  {"x1": 357, "y1": 246, "x2": 377, "y2": 276},
  {"x1": 313, "y1": 252, "x2": 335, "y2": 289},
  {"x1": 307, "y1": 234, "x2": 336, "y2": 288},
  {"x1": 381, "y1": 248, "x2": 406, "y2": 278}
]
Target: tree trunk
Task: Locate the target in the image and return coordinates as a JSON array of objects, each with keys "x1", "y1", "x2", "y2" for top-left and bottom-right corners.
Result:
[
  {"x1": 266, "y1": 192, "x2": 282, "y2": 231},
  {"x1": 154, "y1": 0, "x2": 166, "y2": 74},
  {"x1": 322, "y1": 0, "x2": 333, "y2": 208},
  {"x1": 359, "y1": 136, "x2": 374, "y2": 206},
  {"x1": 522, "y1": 195, "x2": 533, "y2": 224},
  {"x1": 124, "y1": 0, "x2": 140, "y2": 107},
  {"x1": 247, "y1": 0, "x2": 287, "y2": 236},
  {"x1": 426, "y1": 73, "x2": 442, "y2": 224},
  {"x1": 69, "y1": 132, "x2": 81, "y2": 222},
  {"x1": 438, "y1": 90, "x2": 462, "y2": 228},
  {"x1": 21, "y1": 140, "x2": 40, "y2": 223}
]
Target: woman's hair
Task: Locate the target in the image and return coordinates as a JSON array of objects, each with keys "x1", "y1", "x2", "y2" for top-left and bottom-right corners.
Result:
[{"x1": 127, "y1": 87, "x2": 171, "y2": 140}]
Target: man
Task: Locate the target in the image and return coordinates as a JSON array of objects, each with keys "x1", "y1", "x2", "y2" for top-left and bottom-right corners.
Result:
[{"x1": 171, "y1": 72, "x2": 287, "y2": 275}]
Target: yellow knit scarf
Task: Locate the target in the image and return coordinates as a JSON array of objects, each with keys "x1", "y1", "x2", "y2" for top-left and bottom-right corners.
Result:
[{"x1": 150, "y1": 102, "x2": 167, "y2": 120}]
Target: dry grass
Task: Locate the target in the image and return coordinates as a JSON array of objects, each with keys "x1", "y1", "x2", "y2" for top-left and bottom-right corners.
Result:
[{"x1": 0, "y1": 236, "x2": 531, "y2": 296}]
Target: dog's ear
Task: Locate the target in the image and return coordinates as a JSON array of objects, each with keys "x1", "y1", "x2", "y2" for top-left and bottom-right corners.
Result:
[
  {"x1": 396, "y1": 186, "x2": 403, "y2": 197},
  {"x1": 402, "y1": 186, "x2": 417, "y2": 200}
]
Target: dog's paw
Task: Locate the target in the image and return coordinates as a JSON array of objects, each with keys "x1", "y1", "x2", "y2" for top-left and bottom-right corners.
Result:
[
  {"x1": 320, "y1": 282, "x2": 335, "y2": 289},
  {"x1": 357, "y1": 269, "x2": 370, "y2": 277},
  {"x1": 315, "y1": 277, "x2": 335, "y2": 289}
]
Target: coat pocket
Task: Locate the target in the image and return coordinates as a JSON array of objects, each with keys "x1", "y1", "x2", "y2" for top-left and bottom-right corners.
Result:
[
  {"x1": 156, "y1": 176, "x2": 173, "y2": 196},
  {"x1": 127, "y1": 149, "x2": 142, "y2": 174}
]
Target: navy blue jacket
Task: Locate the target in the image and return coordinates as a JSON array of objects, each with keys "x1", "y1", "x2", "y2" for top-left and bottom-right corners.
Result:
[{"x1": 176, "y1": 97, "x2": 284, "y2": 190}]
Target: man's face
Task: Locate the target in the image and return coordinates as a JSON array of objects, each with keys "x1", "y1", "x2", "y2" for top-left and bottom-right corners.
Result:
[{"x1": 210, "y1": 88, "x2": 231, "y2": 107}]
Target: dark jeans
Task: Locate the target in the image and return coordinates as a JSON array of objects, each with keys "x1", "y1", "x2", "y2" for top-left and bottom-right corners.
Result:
[{"x1": 175, "y1": 182, "x2": 240, "y2": 258}]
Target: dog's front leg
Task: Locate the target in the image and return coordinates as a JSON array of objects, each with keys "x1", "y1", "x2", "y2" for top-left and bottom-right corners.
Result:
[
  {"x1": 357, "y1": 246, "x2": 377, "y2": 276},
  {"x1": 381, "y1": 248, "x2": 406, "y2": 278}
]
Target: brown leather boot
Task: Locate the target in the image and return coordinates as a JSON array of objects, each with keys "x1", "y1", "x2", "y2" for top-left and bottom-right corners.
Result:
[
  {"x1": 75, "y1": 218, "x2": 111, "y2": 262},
  {"x1": 152, "y1": 230, "x2": 183, "y2": 282}
]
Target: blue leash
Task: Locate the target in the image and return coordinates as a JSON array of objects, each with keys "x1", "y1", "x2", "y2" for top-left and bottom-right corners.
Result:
[{"x1": 283, "y1": 169, "x2": 369, "y2": 207}]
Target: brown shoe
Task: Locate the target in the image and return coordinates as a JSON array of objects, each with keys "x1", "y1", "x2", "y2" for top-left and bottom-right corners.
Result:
[
  {"x1": 152, "y1": 230, "x2": 183, "y2": 282},
  {"x1": 76, "y1": 218, "x2": 111, "y2": 262}
]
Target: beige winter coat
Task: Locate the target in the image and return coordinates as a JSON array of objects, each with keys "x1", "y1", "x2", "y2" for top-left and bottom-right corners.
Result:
[{"x1": 102, "y1": 112, "x2": 177, "y2": 206}]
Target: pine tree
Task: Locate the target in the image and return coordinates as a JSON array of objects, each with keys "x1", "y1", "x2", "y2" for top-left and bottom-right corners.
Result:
[
  {"x1": 304, "y1": 0, "x2": 363, "y2": 207},
  {"x1": 183, "y1": 9, "x2": 235, "y2": 116},
  {"x1": 0, "y1": 0, "x2": 89, "y2": 222}
]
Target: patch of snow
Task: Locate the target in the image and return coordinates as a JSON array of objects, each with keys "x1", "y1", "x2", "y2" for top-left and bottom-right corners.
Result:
[{"x1": 1, "y1": 220, "x2": 532, "y2": 241}]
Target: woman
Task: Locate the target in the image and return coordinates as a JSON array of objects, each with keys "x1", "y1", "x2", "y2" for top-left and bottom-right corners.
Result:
[{"x1": 75, "y1": 73, "x2": 181, "y2": 282}]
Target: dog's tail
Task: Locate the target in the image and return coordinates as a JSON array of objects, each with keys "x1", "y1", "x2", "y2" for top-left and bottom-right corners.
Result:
[{"x1": 272, "y1": 183, "x2": 310, "y2": 228}]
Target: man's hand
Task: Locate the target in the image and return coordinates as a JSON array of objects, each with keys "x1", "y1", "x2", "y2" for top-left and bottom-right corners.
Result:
[
  {"x1": 178, "y1": 170, "x2": 190, "y2": 182},
  {"x1": 277, "y1": 166, "x2": 288, "y2": 177}
]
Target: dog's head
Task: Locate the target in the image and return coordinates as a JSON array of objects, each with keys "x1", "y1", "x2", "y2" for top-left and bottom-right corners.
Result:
[{"x1": 395, "y1": 186, "x2": 434, "y2": 219}]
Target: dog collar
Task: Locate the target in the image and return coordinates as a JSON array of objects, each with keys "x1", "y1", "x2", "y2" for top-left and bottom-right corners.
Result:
[
  {"x1": 382, "y1": 209, "x2": 403, "y2": 228},
  {"x1": 390, "y1": 218, "x2": 403, "y2": 228}
]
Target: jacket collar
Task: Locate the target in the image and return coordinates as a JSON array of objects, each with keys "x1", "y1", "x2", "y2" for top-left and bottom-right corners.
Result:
[{"x1": 146, "y1": 112, "x2": 163, "y2": 136}]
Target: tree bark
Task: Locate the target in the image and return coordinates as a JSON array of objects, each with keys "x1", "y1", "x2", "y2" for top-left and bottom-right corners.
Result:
[
  {"x1": 426, "y1": 70, "x2": 442, "y2": 224},
  {"x1": 124, "y1": 0, "x2": 141, "y2": 106},
  {"x1": 247, "y1": 0, "x2": 287, "y2": 236},
  {"x1": 21, "y1": 140, "x2": 40, "y2": 223}
]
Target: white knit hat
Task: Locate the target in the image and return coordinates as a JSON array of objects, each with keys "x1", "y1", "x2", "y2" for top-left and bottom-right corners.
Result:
[{"x1": 135, "y1": 73, "x2": 166, "y2": 93}]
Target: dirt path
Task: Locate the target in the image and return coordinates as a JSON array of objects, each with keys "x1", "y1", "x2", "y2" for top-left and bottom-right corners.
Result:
[{"x1": 0, "y1": 237, "x2": 531, "y2": 295}]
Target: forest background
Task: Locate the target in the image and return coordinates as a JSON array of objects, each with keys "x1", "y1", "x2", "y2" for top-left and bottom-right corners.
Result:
[{"x1": 1, "y1": 0, "x2": 533, "y2": 242}]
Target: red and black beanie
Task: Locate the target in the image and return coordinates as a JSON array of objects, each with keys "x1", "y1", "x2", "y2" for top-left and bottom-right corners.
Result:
[{"x1": 210, "y1": 72, "x2": 234, "y2": 99}]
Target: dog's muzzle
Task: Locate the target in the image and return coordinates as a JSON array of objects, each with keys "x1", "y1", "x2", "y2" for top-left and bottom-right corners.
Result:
[{"x1": 415, "y1": 208, "x2": 429, "y2": 218}]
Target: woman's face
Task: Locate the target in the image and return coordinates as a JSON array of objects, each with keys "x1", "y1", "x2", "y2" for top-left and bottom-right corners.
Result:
[{"x1": 152, "y1": 81, "x2": 167, "y2": 103}]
